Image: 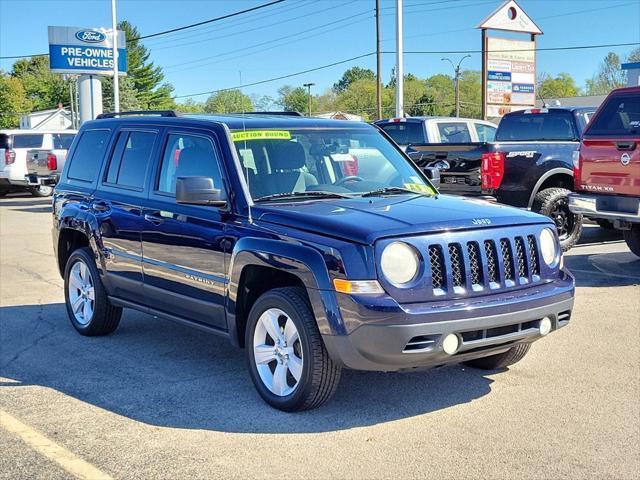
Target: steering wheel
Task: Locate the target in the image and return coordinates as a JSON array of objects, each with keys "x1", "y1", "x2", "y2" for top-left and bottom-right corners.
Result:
[{"x1": 334, "y1": 176, "x2": 364, "y2": 186}]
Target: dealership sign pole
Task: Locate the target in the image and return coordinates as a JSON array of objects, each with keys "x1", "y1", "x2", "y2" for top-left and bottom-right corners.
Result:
[
  {"x1": 48, "y1": 25, "x2": 127, "y2": 123},
  {"x1": 111, "y1": 0, "x2": 120, "y2": 113},
  {"x1": 477, "y1": 0, "x2": 542, "y2": 120}
]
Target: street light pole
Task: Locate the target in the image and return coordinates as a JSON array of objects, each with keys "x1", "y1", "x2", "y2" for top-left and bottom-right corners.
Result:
[
  {"x1": 375, "y1": 0, "x2": 382, "y2": 120},
  {"x1": 303, "y1": 82, "x2": 315, "y2": 117},
  {"x1": 111, "y1": 0, "x2": 120, "y2": 113},
  {"x1": 395, "y1": 0, "x2": 403, "y2": 118},
  {"x1": 441, "y1": 55, "x2": 471, "y2": 117}
]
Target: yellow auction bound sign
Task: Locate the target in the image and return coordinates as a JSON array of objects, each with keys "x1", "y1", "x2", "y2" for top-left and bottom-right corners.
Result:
[{"x1": 231, "y1": 130, "x2": 291, "y2": 142}]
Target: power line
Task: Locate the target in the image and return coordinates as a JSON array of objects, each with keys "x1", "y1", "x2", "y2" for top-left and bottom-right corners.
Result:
[
  {"x1": 394, "y1": 41, "x2": 640, "y2": 55},
  {"x1": 0, "y1": 0, "x2": 287, "y2": 60}
]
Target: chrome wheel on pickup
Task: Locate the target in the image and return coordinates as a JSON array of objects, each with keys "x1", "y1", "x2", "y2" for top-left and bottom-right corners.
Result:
[
  {"x1": 246, "y1": 287, "x2": 341, "y2": 411},
  {"x1": 64, "y1": 247, "x2": 122, "y2": 336}
]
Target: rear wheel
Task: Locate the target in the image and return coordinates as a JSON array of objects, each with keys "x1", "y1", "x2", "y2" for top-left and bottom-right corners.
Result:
[
  {"x1": 532, "y1": 187, "x2": 582, "y2": 252},
  {"x1": 64, "y1": 247, "x2": 122, "y2": 336},
  {"x1": 30, "y1": 185, "x2": 53, "y2": 197},
  {"x1": 245, "y1": 287, "x2": 341, "y2": 411},
  {"x1": 623, "y1": 225, "x2": 640, "y2": 258},
  {"x1": 464, "y1": 343, "x2": 531, "y2": 370}
]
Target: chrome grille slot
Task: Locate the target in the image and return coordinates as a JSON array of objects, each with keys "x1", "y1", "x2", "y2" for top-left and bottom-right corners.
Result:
[
  {"x1": 448, "y1": 243, "x2": 465, "y2": 288},
  {"x1": 514, "y1": 236, "x2": 528, "y2": 279},
  {"x1": 527, "y1": 234, "x2": 540, "y2": 275},
  {"x1": 500, "y1": 238, "x2": 515, "y2": 281},
  {"x1": 467, "y1": 241, "x2": 483, "y2": 286},
  {"x1": 428, "y1": 245, "x2": 446, "y2": 290},
  {"x1": 484, "y1": 240, "x2": 499, "y2": 284}
]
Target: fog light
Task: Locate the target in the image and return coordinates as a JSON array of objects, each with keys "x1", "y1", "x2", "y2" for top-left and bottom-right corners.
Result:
[
  {"x1": 539, "y1": 317, "x2": 552, "y2": 336},
  {"x1": 442, "y1": 333, "x2": 460, "y2": 355}
]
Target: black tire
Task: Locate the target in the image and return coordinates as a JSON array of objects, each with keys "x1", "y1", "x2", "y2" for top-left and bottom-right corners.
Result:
[
  {"x1": 532, "y1": 187, "x2": 583, "y2": 252},
  {"x1": 64, "y1": 247, "x2": 122, "y2": 336},
  {"x1": 30, "y1": 185, "x2": 53, "y2": 197},
  {"x1": 245, "y1": 287, "x2": 341, "y2": 411},
  {"x1": 0, "y1": 189, "x2": 8, "y2": 198},
  {"x1": 623, "y1": 225, "x2": 640, "y2": 258},
  {"x1": 596, "y1": 219, "x2": 615, "y2": 230},
  {"x1": 464, "y1": 343, "x2": 531, "y2": 370}
]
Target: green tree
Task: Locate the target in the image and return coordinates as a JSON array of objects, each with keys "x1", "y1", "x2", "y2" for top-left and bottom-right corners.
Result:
[
  {"x1": 10, "y1": 56, "x2": 69, "y2": 111},
  {"x1": 0, "y1": 73, "x2": 32, "y2": 128},
  {"x1": 102, "y1": 75, "x2": 141, "y2": 112},
  {"x1": 538, "y1": 72, "x2": 582, "y2": 99},
  {"x1": 175, "y1": 98, "x2": 205, "y2": 113},
  {"x1": 424, "y1": 74, "x2": 455, "y2": 116},
  {"x1": 627, "y1": 47, "x2": 640, "y2": 63},
  {"x1": 204, "y1": 90, "x2": 253, "y2": 113},
  {"x1": 336, "y1": 79, "x2": 392, "y2": 120},
  {"x1": 586, "y1": 52, "x2": 626, "y2": 95},
  {"x1": 251, "y1": 94, "x2": 275, "y2": 111},
  {"x1": 333, "y1": 67, "x2": 375, "y2": 94},
  {"x1": 117, "y1": 20, "x2": 175, "y2": 109},
  {"x1": 277, "y1": 85, "x2": 313, "y2": 113},
  {"x1": 457, "y1": 70, "x2": 482, "y2": 118}
]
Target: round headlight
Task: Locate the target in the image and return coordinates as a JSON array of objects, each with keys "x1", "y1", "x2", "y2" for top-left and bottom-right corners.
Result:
[
  {"x1": 381, "y1": 242, "x2": 420, "y2": 284},
  {"x1": 539, "y1": 228, "x2": 558, "y2": 266}
]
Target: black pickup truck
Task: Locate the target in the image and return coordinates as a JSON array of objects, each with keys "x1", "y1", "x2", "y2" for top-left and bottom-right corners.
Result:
[{"x1": 406, "y1": 107, "x2": 595, "y2": 251}]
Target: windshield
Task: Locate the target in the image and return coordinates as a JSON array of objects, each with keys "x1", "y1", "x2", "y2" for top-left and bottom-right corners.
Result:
[
  {"x1": 496, "y1": 112, "x2": 578, "y2": 141},
  {"x1": 232, "y1": 128, "x2": 435, "y2": 201}
]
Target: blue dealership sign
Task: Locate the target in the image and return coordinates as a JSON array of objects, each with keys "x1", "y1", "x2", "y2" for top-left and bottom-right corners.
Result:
[
  {"x1": 487, "y1": 70, "x2": 511, "y2": 82},
  {"x1": 48, "y1": 26, "x2": 127, "y2": 75},
  {"x1": 512, "y1": 83, "x2": 535, "y2": 93}
]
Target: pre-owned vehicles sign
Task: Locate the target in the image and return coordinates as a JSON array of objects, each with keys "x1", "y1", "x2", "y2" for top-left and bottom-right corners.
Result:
[{"x1": 48, "y1": 26, "x2": 127, "y2": 75}]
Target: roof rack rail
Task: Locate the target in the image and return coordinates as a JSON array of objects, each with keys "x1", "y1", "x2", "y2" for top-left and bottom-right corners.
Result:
[
  {"x1": 96, "y1": 110, "x2": 182, "y2": 119},
  {"x1": 229, "y1": 111, "x2": 304, "y2": 117}
]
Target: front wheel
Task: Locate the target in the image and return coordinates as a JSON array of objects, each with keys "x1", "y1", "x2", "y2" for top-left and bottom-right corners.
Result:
[
  {"x1": 30, "y1": 185, "x2": 53, "y2": 197},
  {"x1": 532, "y1": 187, "x2": 583, "y2": 252},
  {"x1": 245, "y1": 287, "x2": 341, "y2": 411},
  {"x1": 464, "y1": 343, "x2": 531, "y2": 370},
  {"x1": 623, "y1": 225, "x2": 640, "y2": 258}
]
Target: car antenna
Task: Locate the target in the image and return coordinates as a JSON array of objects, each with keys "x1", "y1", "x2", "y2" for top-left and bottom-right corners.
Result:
[{"x1": 239, "y1": 70, "x2": 252, "y2": 223}]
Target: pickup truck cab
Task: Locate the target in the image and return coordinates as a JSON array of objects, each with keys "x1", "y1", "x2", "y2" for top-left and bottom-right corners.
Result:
[
  {"x1": 375, "y1": 116, "x2": 497, "y2": 150},
  {"x1": 569, "y1": 86, "x2": 640, "y2": 257},
  {"x1": 53, "y1": 111, "x2": 574, "y2": 411},
  {"x1": 0, "y1": 129, "x2": 76, "y2": 197},
  {"x1": 407, "y1": 107, "x2": 596, "y2": 251}
]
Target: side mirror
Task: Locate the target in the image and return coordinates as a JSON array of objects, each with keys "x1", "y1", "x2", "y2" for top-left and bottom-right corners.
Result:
[
  {"x1": 423, "y1": 167, "x2": 440, "y2": 184},
  {"x1": 176, "y1": 177, "x2": 226, "y2": 207}
]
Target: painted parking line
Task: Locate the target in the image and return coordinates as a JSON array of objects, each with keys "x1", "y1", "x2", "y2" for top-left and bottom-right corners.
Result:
[{"x1": 0, "y1": 410, "x2": 113, "y2": 480}]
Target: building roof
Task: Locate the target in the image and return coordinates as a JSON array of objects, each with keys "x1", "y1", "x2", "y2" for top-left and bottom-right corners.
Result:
[{"x1": 535, "y1": 95, "x2": 606, "y2": 108}]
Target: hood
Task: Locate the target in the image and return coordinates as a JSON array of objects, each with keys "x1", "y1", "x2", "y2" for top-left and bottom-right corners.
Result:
[{"x1": 254, "y1": 194, "x2": 550, "y2": 244}]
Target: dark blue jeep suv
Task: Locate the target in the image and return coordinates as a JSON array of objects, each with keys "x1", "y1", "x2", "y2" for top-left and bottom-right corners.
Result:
[{"x1": 52, "y1": 111, "x2": 575, "y2": 411}]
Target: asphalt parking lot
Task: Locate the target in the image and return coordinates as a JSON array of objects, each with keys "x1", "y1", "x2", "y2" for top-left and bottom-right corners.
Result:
[{"x1": 1, "y1": 194, "x2": 639, "y2": 480}]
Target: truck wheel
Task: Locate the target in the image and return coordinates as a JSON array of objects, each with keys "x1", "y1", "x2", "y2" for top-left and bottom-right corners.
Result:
[
  {"x1": 245, "y1": 287, "x2": 341, "y2": 411},
  {"x1": 623, "y1": 225, "x2": 640, "y2": 258},
  {"x1": 30, "y1": 185, "x2": 53, "y2": 197},
  {"x1": 532, "y1": 187, "x2": 583, "y2": 252},
  {"x1": 64, "y1": 247, "x2": 122, "y2": 336},
  {"x1": 464, "y1": 343, "x2": 531, "y2": 370}
]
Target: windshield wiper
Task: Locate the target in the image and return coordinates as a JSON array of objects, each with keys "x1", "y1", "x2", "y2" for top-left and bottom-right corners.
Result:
[
  {"x1": 361, "y1": 187, "x2": 433, "y2": 198},
  {"x1": 254, "y1": 191, "x2": 351, "y2": 202}
]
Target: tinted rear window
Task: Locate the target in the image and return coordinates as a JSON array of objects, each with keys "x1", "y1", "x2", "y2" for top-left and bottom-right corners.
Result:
[
  {"x1": 380, "y1": 122, "x2": 425, "y2": 145},
  {"x1": 52, "y1": 133, "x2": 76, "y2": 150},
  {"x1": 13, "y1": 134, "x2": 44, "y2": 148},
  {"x1": 496, "y1": 112, "x2": 577, "y2": 141},
  {"x1": 587, "y1": 94, "x2": 640, "y2": 136},
  {"x1": 67, "y1": 130, "x2": 111, "y2": 182},
  {"x1": 0, "y1": 134, "x2": 8, "y2": 150},
  {"x1": 105, "y1": 131, "x2": 156, "y2": 189}
]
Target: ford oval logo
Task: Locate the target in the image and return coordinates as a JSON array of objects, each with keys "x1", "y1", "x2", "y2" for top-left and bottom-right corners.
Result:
[{"x1": 75, "y1": 30, "x2": 106, "y2": 43}]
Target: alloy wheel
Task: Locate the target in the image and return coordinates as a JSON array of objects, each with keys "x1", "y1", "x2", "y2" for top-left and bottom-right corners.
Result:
[{"x1": 67, "y1": 260, "x2": 95, "y2": 325}]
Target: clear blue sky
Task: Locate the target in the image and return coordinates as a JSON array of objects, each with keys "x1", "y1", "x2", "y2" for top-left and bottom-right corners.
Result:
[{"x1": 1, "y1": 0, "x2": 639, "y2": 102}]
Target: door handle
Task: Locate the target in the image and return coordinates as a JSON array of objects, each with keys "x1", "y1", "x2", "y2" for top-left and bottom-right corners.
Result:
[
  {"x1": 616, "y1": 141, "x2": 636, "y2": 151},
  {"x1": 144, "y1": 213, "x2": 165, "y2": 225},
  {"x1": 92, "y1": 200, "x2": 110, "y2": 212}
]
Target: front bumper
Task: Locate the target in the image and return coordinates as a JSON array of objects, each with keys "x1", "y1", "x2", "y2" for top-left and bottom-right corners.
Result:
[
  {"x1": 322, "y1": 274, "x2": 574, "y2": 371},
  {"x1": 569, "y1": 193, "x2": 640, "y2": 223}
]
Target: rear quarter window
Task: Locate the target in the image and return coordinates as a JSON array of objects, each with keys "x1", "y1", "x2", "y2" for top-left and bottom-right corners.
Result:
[
  {"x1": 437, "y1": 122, "x2": 472, "y2": 143},
  {"x1": 53, "y1": 133, "x2": 76, "y2": 150},
  {"x1": 12, "y1": 134, "x2": 44, "y2": 149},
  {"x1": 67, "y1": 129, "x2": 111, "y2": 183},
  {"x1": 587, "y1": 94, "x2": 640, "y2": 136},
  {"x1": 380, "y1": 122, "x2": 425, "y2": 145}
]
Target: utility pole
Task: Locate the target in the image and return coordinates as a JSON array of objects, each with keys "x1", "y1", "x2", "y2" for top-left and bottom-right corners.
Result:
[
  {"x1": 303, "y1": 82, "x2": 315, "y2": 117},
  {"x1": 111, "y1": 0, "x2": 120, "y2": 113},
  {"x1": 395, "y1": 0, "x2": 403, "y2": 118},
  {"x1": 375, "y1": 0, "x2": 382, "y2": 120},
  {"x1": 441, "y1": 55, "x2": 470, "y2": 117}
]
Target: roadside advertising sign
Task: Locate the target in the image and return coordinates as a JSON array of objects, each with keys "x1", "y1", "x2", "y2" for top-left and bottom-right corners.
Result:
[{"x1": 48, "y1": 26, "x2": 127, "y2": 75}]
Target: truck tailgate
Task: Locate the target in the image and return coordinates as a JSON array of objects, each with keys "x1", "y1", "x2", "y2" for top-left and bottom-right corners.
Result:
[
  {"x1": 580, "y1": 138, "x2": 640, "y2": 196},
  {"x1": 27, "y1": 150, "x2": 54, "y2": 176}
]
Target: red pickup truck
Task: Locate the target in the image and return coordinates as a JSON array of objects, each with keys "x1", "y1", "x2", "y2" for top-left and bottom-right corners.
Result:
[{"x1": 569, "y1": 86, "x2": 640, "y2": 257}]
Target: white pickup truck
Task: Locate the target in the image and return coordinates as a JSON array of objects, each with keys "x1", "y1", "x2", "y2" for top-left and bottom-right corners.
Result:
[{"x1": 0, "y1": 129, "x2": 76, "y2": 197}]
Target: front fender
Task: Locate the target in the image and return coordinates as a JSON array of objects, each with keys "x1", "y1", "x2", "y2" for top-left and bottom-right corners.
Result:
[{"x1": 226, "y1": 237, "x2": 345, "y2": 346}]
